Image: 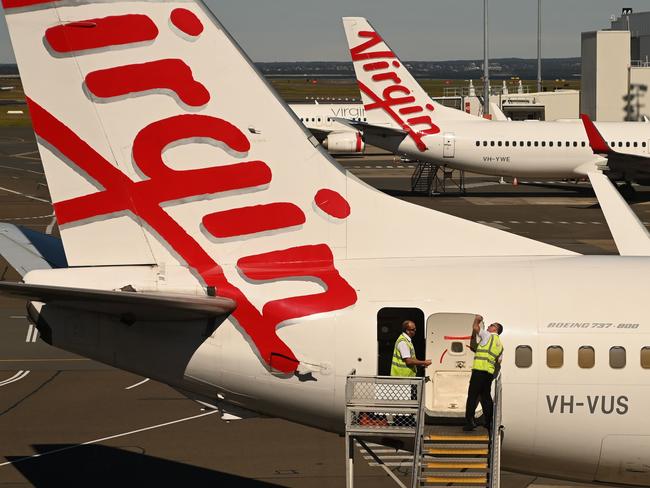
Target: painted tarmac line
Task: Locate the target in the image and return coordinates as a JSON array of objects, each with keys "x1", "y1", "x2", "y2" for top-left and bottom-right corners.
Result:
[
  {"x1": 0, "y1": 370, "x2": 30, "y2": 387},
  {"x1": 0, "y1": 164, "x2": 44, "y2": 175},
  {"x1": 0, "y1": 186, "x2": 50, "y2": 204},
  {"x1": 125, "y1": 378, "x2": 150, "y2": 390},
  {"x1": 0, "y1": 410, "x2": 219, "y2": 468},
  {"x1": 24, "y1": 324, "x2": 38, "y2": 343},
  {"x1": 9, "y1": 315, "x2": 26, "y2": 319},
  {"x1": 3, "y1": 214, "x2": 53, "y2": 221},
  {"x1": 45, "y1": 215, "x2": 56, "y2": 235},
  {"x1": 0, "y1": 358, "x2": 90, "y2": 362}
]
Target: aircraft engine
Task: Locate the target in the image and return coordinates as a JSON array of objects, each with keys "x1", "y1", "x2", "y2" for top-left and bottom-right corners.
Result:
[{"x1": 322, "y1": 131, "x2": 365, "y2": 154}]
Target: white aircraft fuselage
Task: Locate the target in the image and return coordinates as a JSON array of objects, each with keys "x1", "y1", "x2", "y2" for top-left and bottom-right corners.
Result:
[
  {"x1": 388, "y1": 119, "x2": 650, "y2": 180},
  {"x1": 27, "y1": 253, "x2": 650, "y2": 485}
]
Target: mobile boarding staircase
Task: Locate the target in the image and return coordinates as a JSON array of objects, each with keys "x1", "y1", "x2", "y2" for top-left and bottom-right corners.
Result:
[
  {"x1": 345, "y1": 374, "x2": 503, "y2": 488},
  {"x1": 410, "y1": 161, "x2": 466, "y2": 195}
]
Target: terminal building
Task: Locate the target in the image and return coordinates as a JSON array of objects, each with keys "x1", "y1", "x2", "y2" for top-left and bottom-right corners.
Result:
[{"x1": 581, "y1": 8, "x2": 650, "y2": 121}]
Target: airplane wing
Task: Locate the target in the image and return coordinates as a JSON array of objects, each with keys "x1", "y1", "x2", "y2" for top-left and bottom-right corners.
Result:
[
  {"x1": 0, "y1": 223, "x2": 67, "y2": 276},
  {"x1": 580, "y1": 115, "x2": 650, "y2": 256},
  {"x1": 581, "y1": 114, "x2": 650, "y2": 178},
  {"x1": 0, "y1": 281, "x2": 236, "y2": 322}
]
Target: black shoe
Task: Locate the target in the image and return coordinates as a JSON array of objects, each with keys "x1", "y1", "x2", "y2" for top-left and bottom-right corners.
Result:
[{"x1": 462, "y1": 423, "x2": 476, "y2": 431}]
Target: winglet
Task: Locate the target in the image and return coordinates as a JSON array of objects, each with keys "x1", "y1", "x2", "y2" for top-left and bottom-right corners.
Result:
[{"x1": 580, "y1": 114, "x2": 611, "y2": 154}]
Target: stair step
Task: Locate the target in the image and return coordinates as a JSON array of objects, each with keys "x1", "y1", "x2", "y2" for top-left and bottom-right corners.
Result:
[
  {"x1": 425, "y1": 434, "x2": 489, "y2": 443},
  {"x1": 426, "y1": 448, "x2": 489, "y2": 456},
  {"x1": 422, "y1": 475, "x2": 487, "y2": 485},
  {"x1": 426, "y1": 461, "x2": 488, "y2": 470}
]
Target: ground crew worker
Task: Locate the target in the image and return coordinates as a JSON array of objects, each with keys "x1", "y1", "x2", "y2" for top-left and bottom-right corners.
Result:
[
  {"x1": 463, "y1": 314, "x2": 503, "y2": 431},
  {"x1": 391, "y1": 320, "x2": 432, "y2": 377}
]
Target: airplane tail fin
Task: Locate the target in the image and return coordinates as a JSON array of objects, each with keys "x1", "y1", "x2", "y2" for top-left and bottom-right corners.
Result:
[
  {"x1": 4, "y1": 0, "x2": 573, "y2": 373},
  {"x1": 342, "y1": 17, "x2": 481, "y2": 136}
]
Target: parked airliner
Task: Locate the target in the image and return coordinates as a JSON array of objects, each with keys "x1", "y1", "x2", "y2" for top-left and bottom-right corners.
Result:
[
  {"x1": 1, "y1": 1, "x2": 650, "y2": 485},
  {"x1": 342, "y1": 17, "x2": 650, "y2": 185},
  {"x1": 289, "y1": 102, "x2": 366, "y2": 154}
]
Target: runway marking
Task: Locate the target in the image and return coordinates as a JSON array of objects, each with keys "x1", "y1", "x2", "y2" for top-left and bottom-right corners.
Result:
[
  {"x1": 0, "y1": 409, "x2": 219, "y2": 468},
  {"x1": 125, "y1": 378, "x2": 150, "y2": 390},
  {"x1": 2, "y1": 214, "x2": 53, "y2": 221},
  {"x1": 558, "y1": 221, "x2": 569, "y2": 224},
  {"x1": 0, "y1": 370, "x2": 29, "y2": 387},
  {"x1": 11, "y1": 151, "x2": 41, "y2": 161},
  {"x1": 45, "y1": 215, "x2": 56, "y2": 235},
  {"x1": 0, "y1": 358, "x2": 90, "y2": 362},
  {"x1": 25, "y1": 324, "x2": 39, "y2": 343},
  {"x1": 0, "y1": 185, "x2": 50, "y2": 203},
  {"x1": 0, "y1": 164, "x2": 44, "y2": 175},
  {"x1": 525, "y1": 221, "x2": 536, "y2": 224},
  {"x1": 9, "y1": 315, "x2": 26, "y2": 319}
]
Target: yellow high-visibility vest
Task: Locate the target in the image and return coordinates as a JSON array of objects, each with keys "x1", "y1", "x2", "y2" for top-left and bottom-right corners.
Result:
[
  {"x1": 391, "y1": 334, "x2": 417, "y2": 377},
  {"x1": 472, "y1": 334, "x2": 503, "y2": 375}
]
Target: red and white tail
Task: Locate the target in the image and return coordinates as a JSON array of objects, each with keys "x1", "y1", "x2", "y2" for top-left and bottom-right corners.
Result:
[
  {"x1": 4, "y1": 0, "x2": 572, "y2": 372},
  {"x1": 342, "y1": 17, "x2": 480, "y2": 135}
]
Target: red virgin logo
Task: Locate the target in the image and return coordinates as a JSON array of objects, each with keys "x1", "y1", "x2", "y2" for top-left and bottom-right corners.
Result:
[
  {"x1": 19, "y1": 5, "x2": 358, "y2": 375},
  {"x1": 350, "y1": 30, "x2": 440, "y2": 151}
]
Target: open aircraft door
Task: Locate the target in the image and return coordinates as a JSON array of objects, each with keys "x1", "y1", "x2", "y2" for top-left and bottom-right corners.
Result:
[
  {"x1": 424, "y1": 313, "x2": 476, "y2": 418},
  {"x1": 443, "y1": 133, "x2": 456, "y2": 158}
]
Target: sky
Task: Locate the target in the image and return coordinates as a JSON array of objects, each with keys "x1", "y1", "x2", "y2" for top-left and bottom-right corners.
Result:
[{"x1": 1, "y1": 0, "x2": 649, "y2": 63}]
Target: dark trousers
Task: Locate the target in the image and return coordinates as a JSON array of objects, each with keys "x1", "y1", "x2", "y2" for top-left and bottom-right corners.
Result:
[{"x1": 465, "y1": 369, "x2": 494, "y2": 426}]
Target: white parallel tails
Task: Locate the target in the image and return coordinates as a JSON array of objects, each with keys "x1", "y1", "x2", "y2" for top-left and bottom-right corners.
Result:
[{"x1": 342, "y1": 16, "x2": 482, "y2": 149}]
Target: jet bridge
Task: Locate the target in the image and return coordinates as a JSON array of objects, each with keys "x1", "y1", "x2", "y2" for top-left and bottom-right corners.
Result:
[{"x1": 345, "y1": 374, "x2": 503, "y2": 487}]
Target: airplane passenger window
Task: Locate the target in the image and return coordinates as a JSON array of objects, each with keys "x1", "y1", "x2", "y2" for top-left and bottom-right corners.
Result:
[
  {"x1": 573, "y1": 142, "x2": 578, "y2": 147},
  {"x1": 565, "y1": 141, "x2": 570, "y2": 147},
  {"x1": 641, "y1": 347, "x2": 650, "y2": 369},
  {"x1": 541, "y1": 141, "x2": 546, "y2": 147},
  {"x1": 618, "y1": 142, "x2": 623, "y2": 147},
  {"x1": 549, "y1": 141, "x2": 553, "y2": 147},
  {"x1": 476, "y1": 141, "x2": 480, "y2": 146},
  {"x1": 557, "y1": 141, "x2": 561, "y2": 147},
  {"x1": 534, "y1": 141, "x2": 539, "y2": 147},
  {"x1": 626, "y1": 141, "x2": 631, "y2": 147},
  {"x1": 505, "y1": 141, "x2": 509, "y2": 147},
  {"x1": 643, "y1": 142, "x2": 647, "y2": 148},
  {"x1": 609, "y1": 346, "x2": 626, "y2": 369},
  {"x1": 546, "y1": 346, "x2": 563, "y2": 368},
  {"x1": 515, "y1": 345, "x2": 533, "y2": 368},
  {"x1": 519, "y1": 141, "x2": 523, "y2": 146},
  {"x1": 581, "y1": 142, "x2": 586, "y2": 147},
  {"x1": 498, "y1": 141, "x2": 502, "y2": 147},
  {"x1": 490, "y1": 141, "x2": 495, "y2": 147},
  {"x1": 483, "y1": 141, "x2": 488, "y2": 147},
  {"x1": 634, "y1": 142, "x2": 638, "y2": 147},
  {"x1": 451, "y1": 342, "x2": 464, "y2": 353},
  {"x1": 527, "y1": 141, "x2": 532, "y2": 147},
  {"x1": 578, "y1": 346, "x2": 595, "y2": 368},
  {"x1": 610, "y1": 141, "x2": 615, "y2": 147}
]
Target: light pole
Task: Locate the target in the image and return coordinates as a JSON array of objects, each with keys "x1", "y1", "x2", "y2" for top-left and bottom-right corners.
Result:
[
  {"x1": 484, "y1": 0, "x2": 490, "y2": 117},
  {"x1": 537, "y1": 0, "x2": 542, "y2": 93}
]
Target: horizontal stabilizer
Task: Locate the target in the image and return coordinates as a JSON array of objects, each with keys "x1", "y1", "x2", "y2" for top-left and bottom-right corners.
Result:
[
  {"x1": 0, "y1": 224, "x2": 67, "y2": 276},
  {"x1": 0, "y1": 282, "x2": 236, "y2": 322},
  {"x1": 587, "y1": 172, "x2": 650, "y2": 256}
]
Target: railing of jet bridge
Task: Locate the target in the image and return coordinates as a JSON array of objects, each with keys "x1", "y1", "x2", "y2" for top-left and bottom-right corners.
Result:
[
  {"x1": 489, "y1": 371, "x2": 503, "y2": 488},
  {"x1": 345, "y1": 375, "x2": 425, "y2": 488}
]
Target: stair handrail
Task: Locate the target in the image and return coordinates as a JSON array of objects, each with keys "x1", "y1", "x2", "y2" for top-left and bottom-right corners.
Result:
[{"x1": 488, "y1": 371, "x2": 503, "y2": 488}]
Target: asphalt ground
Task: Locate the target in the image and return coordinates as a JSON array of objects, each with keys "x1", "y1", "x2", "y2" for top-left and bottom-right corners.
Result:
[{"x1": 0, "y1": 128, "x2": 623, "y2": 487}]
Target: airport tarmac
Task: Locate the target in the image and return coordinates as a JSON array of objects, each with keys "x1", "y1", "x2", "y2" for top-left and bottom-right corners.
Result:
[{"x1": 0, "y1": 127, "x2": 626, "y2": 487}]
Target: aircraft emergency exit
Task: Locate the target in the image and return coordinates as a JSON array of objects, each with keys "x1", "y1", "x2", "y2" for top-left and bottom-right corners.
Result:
[
  {"x1": 2, "y1": 1, "x2": 650, "y2": 485},
  {"x1": 342, "y1": 17, "x2": 650, "y2": 185}
]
